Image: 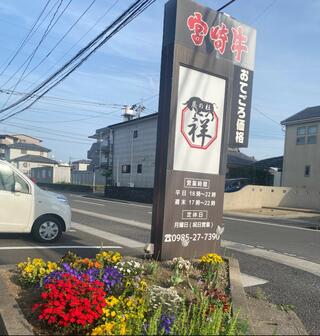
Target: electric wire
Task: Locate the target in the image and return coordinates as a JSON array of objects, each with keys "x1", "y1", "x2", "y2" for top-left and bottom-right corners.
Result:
[
  {"x1": 0, "y1": 0, "x2": 65, "y2": 91},
  {"x1": 0, "y1": 0, "x2": 53, "y2": 77},
  {"x1": 217, "y1": 0, "x2": 237, "y2": 12},
  {"x1": 25, "y1": 0, "x2": 120, "y2": 91},
  {"x1": 0, "y1": 0, "x2": 74, "y2": 110},
  {"x1": 0, "y1": 0, "x2": 156, "y2": 119},
  {"x1": 12, "y1": 0, "x2": 98, "y2": 88}
]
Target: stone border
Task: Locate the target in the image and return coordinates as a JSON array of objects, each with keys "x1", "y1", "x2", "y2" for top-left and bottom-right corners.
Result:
[
  {"x1": 227, "y1": 257, "x2": 255, "y2": 335},
  {"x1": 0, "y1": 265, "x2": 33, "y2": 336}
]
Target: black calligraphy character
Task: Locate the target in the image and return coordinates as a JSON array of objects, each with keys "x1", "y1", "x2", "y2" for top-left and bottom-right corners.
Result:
[
  {"x1": 197, "y1": 118, "x2": 212, "y2": 147},
  {"x1": 188, "y1": 116, "x2": 198, "y2": 143}
]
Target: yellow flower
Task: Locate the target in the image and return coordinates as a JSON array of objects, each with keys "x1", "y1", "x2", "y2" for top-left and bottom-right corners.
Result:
[
  {"x1": 105, "y1": 296, "x2": 119, "y2": 307},
  {"x1": 91, "y1": 322, "x2": 115, "y2": 336},
  {"x1": 200, "y1": 253, "x2": 224, "y2": 265},
  {"x1": 111, "y1": 311, "x2": 116, "y2": 318}
]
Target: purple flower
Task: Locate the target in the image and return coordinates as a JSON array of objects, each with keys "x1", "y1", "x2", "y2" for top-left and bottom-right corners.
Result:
[
  {"x1": 102, "y1": 266, "x2": 122, "y2": 290},
  {"x1": 43, "y1": 263, "x2": 82, "y2": 285},
  {"x1": 160, "y1": 314, "x2": 175, "y2": 335},
  {"x1": 84, "y1": 267, "x2": 100, "y2": 282}
]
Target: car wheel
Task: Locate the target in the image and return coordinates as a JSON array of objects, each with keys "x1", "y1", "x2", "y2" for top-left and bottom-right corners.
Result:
[{"x1": 32, "y1": 215, "x2": 62, "y2": 243}]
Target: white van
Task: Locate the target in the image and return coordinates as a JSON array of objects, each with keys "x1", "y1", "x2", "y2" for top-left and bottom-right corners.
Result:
[{"x1": 0, "y1": 160, "x2": 71, "y2": 242}]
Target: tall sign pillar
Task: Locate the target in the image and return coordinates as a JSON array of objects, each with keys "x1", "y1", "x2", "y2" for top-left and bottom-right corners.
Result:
[{"x1": 151, "y1": 0, "x2": 256, "y2": 260}]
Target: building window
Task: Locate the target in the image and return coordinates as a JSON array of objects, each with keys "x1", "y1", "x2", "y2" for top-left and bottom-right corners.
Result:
[
  {"x1": 305, "y1": 165, "x2": 311, "y2": 177},
  {"x1": 21, "y1": 149, "x2": 27, "y2": 154},
  {"x1": 133, "y1": 130, "x2": 138, "y2": 138},
  {"x1": 296, "y1": 125, "x2": 318, "y2": 145},
  {"x1": 121, "y1": 165, "x2": 131, "y2": 174},
  {"x1": 307, "y1": 126, "x2": 317, "y2": 144},
  {"x1": 296, "y1": 127, "x2": 305, "y2": 145},
  {"x1": 137, "y1": 164, "x2": 142, "y2": 174}
]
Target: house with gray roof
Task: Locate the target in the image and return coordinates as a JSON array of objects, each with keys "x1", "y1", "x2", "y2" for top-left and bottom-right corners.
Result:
[
  {"x1": 281, "y1": 106, "x2": 320, "y2": 189},
  {"x1": 0, "y1": 133, "x2": 61, "y2": 176}
]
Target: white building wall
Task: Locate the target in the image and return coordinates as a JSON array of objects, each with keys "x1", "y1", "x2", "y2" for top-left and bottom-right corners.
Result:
[
  {"x1": 112, "y1": 117, "x2": 157, "y2": 188},
  {"x1": 7, "y1": 148, "x2": 48, "y2": 160},
  {"x1": 282, "y1": 121, "x2": 320, "y2": 190},
  {"x1": 53, "y1": 166, "x2": 71, "y2": 183}
]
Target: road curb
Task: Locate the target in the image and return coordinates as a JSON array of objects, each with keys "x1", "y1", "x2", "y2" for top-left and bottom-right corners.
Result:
[
  {"x1": 227, "y1": 257, "x2": 255, "y2": 335},
  {"x1": 0, "y1": 266, "x2": 33, "y2": 336}
]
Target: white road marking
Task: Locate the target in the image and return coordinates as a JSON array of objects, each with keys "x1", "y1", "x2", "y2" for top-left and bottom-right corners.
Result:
[
  {"x1": 73, "y1": 200, "x2": 105, "y2": 207},
  {"x1": 72, "y1": 222, "x2": 145, "y2": 249},
  {"x1": 68, "y1": 229, "x2": 77, "y2": 232},
  {"x1": 241, "y1": 273, "x2": 269, "y2": 288},
  {"x1": 223, "y1": 216, "x2": 319, "y2": 233},
  {"x1": 0, "y1": 245, "x2": 122, "y2": 250},
  {"x1": 71, "y1": 208, "x2": 151, "y2": 230},
  {"x1": 222, "y1": 240, "x2": 320, "y2": 277},
  {"x1": 68, "y1": 194, "x2": 152, "y2": 208}
]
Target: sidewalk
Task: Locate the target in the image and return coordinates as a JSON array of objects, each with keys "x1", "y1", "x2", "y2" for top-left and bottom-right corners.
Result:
[
  {"x1": 224, "y1": 207, "x2": 320, "y2": 223},
  {"x1": 247, "y1": 295, "x2": 308, "y2": 335}
]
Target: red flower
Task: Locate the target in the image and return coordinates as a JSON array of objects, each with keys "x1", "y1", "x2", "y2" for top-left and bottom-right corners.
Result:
[{"x1": 32, "y1": 273, "x2": 106, "y2": 332}]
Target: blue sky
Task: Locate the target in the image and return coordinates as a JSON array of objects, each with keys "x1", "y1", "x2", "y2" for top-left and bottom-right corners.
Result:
[{"x1": 0, "y1": 0, "x2": 319, "y2": 162}]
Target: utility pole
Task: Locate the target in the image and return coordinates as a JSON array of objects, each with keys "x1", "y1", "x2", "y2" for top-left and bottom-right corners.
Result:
[
  {"x1": 99, "y1": 132, "x2": 102, "y2": 168},
  {"x1": 129, "y1": 130, "x2": 134, "y2": 187}
]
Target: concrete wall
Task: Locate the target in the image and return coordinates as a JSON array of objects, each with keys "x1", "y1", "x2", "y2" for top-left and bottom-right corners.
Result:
[
  {"x1": 282, "y1": 121, "x2": 320, "y2": 189},
  {"x1": 53, "y1": 166, "x2": 71, "y2": 183},
  {"x1": 112, "y1": 116, "x2": 157, "y2": 188},
  {"x1": 224, "y1": 185, "x2": 320, "y2": 211},
  {"x1": 71, "y1": 170, "x2": 105, "y2": 186}
]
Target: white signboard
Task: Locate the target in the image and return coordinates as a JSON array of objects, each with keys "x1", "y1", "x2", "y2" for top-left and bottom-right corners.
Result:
[{"x1": 173, "y1": 65, "x2": 226, "y2": 174}]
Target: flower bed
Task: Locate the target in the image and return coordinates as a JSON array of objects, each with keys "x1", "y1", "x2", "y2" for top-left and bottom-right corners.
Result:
[{"x1": 15, "y1": 252, "x2": 247, "y2": 335}]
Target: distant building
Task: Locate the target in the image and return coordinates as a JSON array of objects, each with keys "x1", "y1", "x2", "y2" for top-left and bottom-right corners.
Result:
[
  {"x1": 31, "y1": 165, "x2": 71, "y2": 184},
  {"x1": 281, "y1": 106, "x2": 320, "y2": 189},
  {"x1": 71, "y1": 159, "x2": 91, "y2": 172},
  {"x1": 0, "y1": 133, "x2": 62, "y2": 177},
  {"x1": 12, "y1": 155, "x2": 59, "y2": 176},
  {"x1": 252, "y1": 156, "x2": 283, "y2": 186},
  {"x1": 10, "y1": 134, "x2": 42, "y2": 145},
  {"x1": 88, "y1": 114, "x2": 255, "y2": 188},
  {"x1": 5, "y1": 142, "x2": 51, "y2": 161}
]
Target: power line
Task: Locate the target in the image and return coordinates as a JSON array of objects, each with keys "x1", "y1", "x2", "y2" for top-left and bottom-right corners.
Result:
[
  {"x1": 217, "y1": 0, "x2": 237, "y2": 12},
  {"x1": 13, "y1": 0, "x2": 98, "y2": 88},
  {"x1": 3, "y1": 121, "x2": 92, "y2": 142},
  {"x1": 0, "y1": 88, "x2": 123, "y2": 108},
  {"x1": 0, "y1": 0, "x2": 74, "y2": 109},
  {"x1": 1, "y1": 124, "x2": 92, "y2": 145},
  {"x1": 0, "y1": 0, "x2": 53, "y2": 77},
  {"x1": 252, "y1": 0, "x2": 277, "y2": 23},
  {"x1": 0, "y1": 0, "x2": 155, "y2": 119},
  {"x1": 0, "y1": 0, "x2": 64, "y2": 91},
  {"x1": 25, "y1": 0, "x2": 121, "y2": 91},
  {"x1": 253, "y1": 106, "x2": 282, "y2": 127}
]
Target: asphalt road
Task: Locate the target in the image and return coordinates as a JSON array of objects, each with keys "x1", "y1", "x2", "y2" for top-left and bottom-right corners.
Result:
[{"x1": 0, "y1": 192, "x2": 319, "y2": 334}]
